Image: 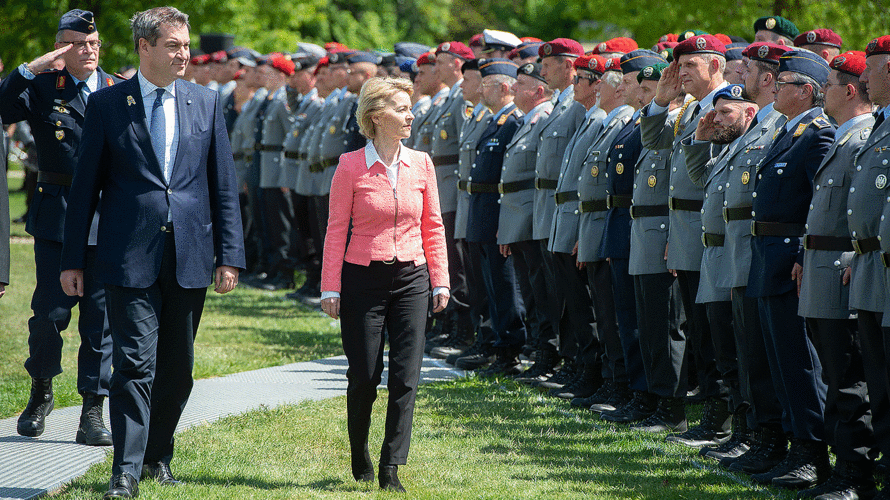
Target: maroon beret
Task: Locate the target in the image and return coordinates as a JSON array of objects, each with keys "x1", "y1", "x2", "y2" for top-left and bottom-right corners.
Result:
[
  {"x1": 415, "y1": 52, "x2": 435, "y2": 66},
  {"x1": 603, "y1": 56, "x2": 622, "y2": 72},
  {"x1": 795, "y1": 29, "x2": 843, "y2": 48},
  {"x1": 269, "y1": 53, "x2": 295, "y2": 76},
  {"x1": 539, "y1": 38, "x2": 584, "y2": 58},
  {"x1": 866, "y1": 36, "x2": 890, "y2": 57},
  {"x1": 591, "y1": 37, "x2": 638, "y2": 55},
  {"x1": 742, "y1": 42, "x2": 791, "y2": 64},
  {"x1": 436, "y1": 41, "x2": 474, "y2": 61},
  {"x1": 673, "y1": 34, "x2": 726, "y2": 59},
  {"x1": 469, "y1": 34, "x2": 484, "y2": 48},
  {"x1": 829, "y1": 51, "x2": 867, "y2": 77},
  {"x1": 575, "y1": 54, "x2": 606, "y2": 74}
]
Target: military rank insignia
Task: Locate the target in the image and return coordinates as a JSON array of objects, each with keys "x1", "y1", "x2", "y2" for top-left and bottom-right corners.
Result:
[
  {"x1": 616, "y1": 163, "x2": 624, "y2": 175},
  {"x1": 106, "y1": 77, "x2": 114, "y2": 86},
  {"x1": 794, "y1": 122, "x2": 808, "y2": 137},
  {"x1": 55, "y1": 130, "x2": 65, "y2": 140},
  {"x1": 56, "y1": 74, "x2": 66, "y2": 89},
  {"x1": 465, "y1": 106, "x2": 473, "y2": 118},
  {"x1": 127, "y1": 95, "x2": 136, "y2": 106},
  {"x1": 648, "y1": 175, "x2": 657, "y2": 187},
  {"x1": 497, "y1": 114, "x2": 508, "y2": 126},
  {"x1": 742, "y1": 171, "x2": 750, "y2": 185}
]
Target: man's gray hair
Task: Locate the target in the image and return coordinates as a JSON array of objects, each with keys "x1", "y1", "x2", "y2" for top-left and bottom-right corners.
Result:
[
  {"x1": 130, "y1": 7, "x2": 190, "y2": 52},
  {"x1": 789, "y1": 73, "x2": 825, "y2": 108}
]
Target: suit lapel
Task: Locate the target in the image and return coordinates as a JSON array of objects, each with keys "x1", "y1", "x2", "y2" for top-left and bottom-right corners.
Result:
[{"x1": 122, "y1": 77, "x2": 165, "y2": 181}]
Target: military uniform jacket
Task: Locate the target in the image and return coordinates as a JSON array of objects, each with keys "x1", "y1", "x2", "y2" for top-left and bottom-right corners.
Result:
[
  {"x1": 407, "y1": 94, "x2": 434, "y2": 149},
  {"x1": 466, "y1": 104, "x2": 521, "y2": 243},
  {"x1": 411, "y1": 87, "x2": 448, "y2": 153},
  {"x1": 848, "y1": 113, "x2": 889, "y2": 314},
  {"x1": 799, "y1": 114, "x2": 873, "y2": 319},
  {"x1": 549, "y1": 106, "x2": 606, "y2": 254},
  {"x1": 747, "y1": 108, "x2": 835, "y2": 298},
  {"x1": 0, "y1": 66, "x2": 122, "y2": 243},
  {"x1": 600, "y1": 110, "x2": 643, "y2": 261},
  {"x1": 230, "y1": 88, "x2": 269, "y2": 187},
  {"x1": 576, "y1": 106, "x2": 633, "y2": 262},
  {"x1": 497, "y1": 101, "x2": 553, "y2": 245},
  {"x1": 629, "y1": 135, "x2": 674, "y2": 275},
  {"x1": 428, "y1": 83, "x2": 468, "y2": 213},
  {"x1": 317, "y1": 92, "x2": 358, "y2": 195},
  {"x1": 641, "y1": 93, "x2": 718, "y2": 271},
  {"x1": 455, "y1": 104, "x2": 492, "y2": 240},
  {"x1": 259, "y1": 87, "x2": 290, "y2": 188},
  {"x1": 303, "y1": 89, "x2": 345, "y2": 196},
  {"x1": 533, "y1": 88, "x2": 586, "y2": 240},
  {"x1": 718, "y1": 106, "x2": 786, "y2": 289},
  {"x1": 283, "y1": 88, "x2": 323, "y2": 192}
]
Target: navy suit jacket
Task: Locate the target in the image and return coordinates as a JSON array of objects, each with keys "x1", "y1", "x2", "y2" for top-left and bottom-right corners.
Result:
[
  {"x1": 747, "y1": 108, "x2": 835, "y2": 298},
  {"x1": 600, "y1": 119, "x2": 642, "y2": 260},
  {"x1": 61, "y1": 76, "x2": 245, "y2": 289}
]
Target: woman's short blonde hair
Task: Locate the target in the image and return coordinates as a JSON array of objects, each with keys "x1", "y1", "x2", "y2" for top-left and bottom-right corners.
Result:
[{"x1": 356, "y1": 76, "x2": 414, "y2": 140}]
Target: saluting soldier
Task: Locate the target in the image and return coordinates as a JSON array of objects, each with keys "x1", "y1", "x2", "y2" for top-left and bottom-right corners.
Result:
[
  {"x1": 0, "y1": 9, "x2": 123, "y2": 444},
  {"x1": 743, "y1": 50, "x2": 834, "y2": 488}
]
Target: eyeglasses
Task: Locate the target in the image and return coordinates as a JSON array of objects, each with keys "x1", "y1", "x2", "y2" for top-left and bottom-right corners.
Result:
[
  {"x1": 573, "y1": 75, "x2": 597, "y2": 84},
  {"x1": 61, "y1": 40, "x2": 101, "y2": 51},
  {"x1": 775, "y1": 80, "x2": 806, "y2": 91}
]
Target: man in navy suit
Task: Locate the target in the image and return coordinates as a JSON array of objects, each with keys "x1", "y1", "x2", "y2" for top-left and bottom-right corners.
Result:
[
  {"x1": 60, "y1": 7, "x2": 245, "y2": 499},
  {"x1": 0, "y1": 9, "x2": 123, "y2": 445}
]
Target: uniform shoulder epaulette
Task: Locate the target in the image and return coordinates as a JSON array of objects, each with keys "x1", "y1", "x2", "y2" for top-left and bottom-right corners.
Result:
[
  {"x1": 812, "y1": 115, "x2": 831, "y2": 129},
  {"x1": 37, "y1": 68, "x2": 60, "y2": 75}
]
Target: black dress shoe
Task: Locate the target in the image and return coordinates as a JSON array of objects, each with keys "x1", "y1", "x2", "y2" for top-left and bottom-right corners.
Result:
[
  {"x1": 351, "y1": 449, "x2": 374, "y2": 482},
  {"x1": 141, "y1": 461, "x2": 181, "y2": 485},
  {"x1": 17, "y1": 377, "x2": 53, "y2": 437},
  {"x1": 379, "y1": 465, "x2": 406, "y2": 492},
  {"x1": 76, "y1": 393, "x2": 112, "y2": 446},
  {"x1": 104, "y1": 472, "x2": 139, "y2": 499}
]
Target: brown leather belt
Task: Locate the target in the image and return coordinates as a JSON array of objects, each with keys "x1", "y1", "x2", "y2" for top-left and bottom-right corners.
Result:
[
  {"x1": 233, "y1": 152, "x2": 245, "y2": 160},
  {"x1": 457, "y1": 180, "x2": 467, "y2": 191},
  {"x1": 284, "y1": 151, "x2": 301, "y2": 160},
  {"x1": 308, "y1": 157, "x2": 338, "y2": 173},
  {"x1": 751, "y1": 221, "x2": 806, "y2": 237},
  {"x1": 498, "y1": 179, "x2": 535, "y2": 194},
  {"x1": 259, "y1": 145, "x2": 283, "y2": 152},
  {"x1": 607, "y1": 195, "x2": 632, "y2": 209},
  {"x1": 579, "y1": 199, "x2": 608, "y2": 213},
  {"x1": 723, "y1": 206, "x2": 753, "y2": 222},
  {"x1": 702, "y1": 232, "x2": 725, "y2": 247},
  {"x1": 630, "y1": 204, "x2": 669, "y2": 219},
  {"x1": 668, "y1": 196, "x2": 704, "y2": 212},
  {"x1": 802, "y1": 234, "x2": 855, "y2": 252},
  {"x1": 535, "y1": 178, "x2": 558, "y2": 190},
  {"x1": 466, "y1": 181, "x2": 499, "y2": 194},
  {"x1": 37, "y1": 171, "x2": 73, "y2": 187},
  {"x1": 555, "y1": 191, "x2": 580, "y2": 205},
  {"x1": 432, "y1": 154, "x2": 459, "y2": 166},
  {"x1": 852, "y1": 236, "x2": 880, "y2": 255}
]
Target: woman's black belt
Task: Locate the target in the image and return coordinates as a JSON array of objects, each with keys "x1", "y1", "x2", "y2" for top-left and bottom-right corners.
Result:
[
  {"x1": 607, "y1": 195, "x2": 632, "y2": 209},
  {"x1": 668, "y1": 196, "x2": 704, "y2": 212},
  {"x1": 803, "y1": 235, "x2": 855, "y2": 252},
  {"x1": 723, "y1": 206, "x2": 753, "y2": 222},
  {"x1": 535, "y1": 178, "x2": 558, "y2": 190},
  {"x1": 751, "y1": 221, "x2": 805, "y2": 237},
  {"x1": 629, "y1": 205, "x2": 669, "y2": 218},
  {"x1": 498, "y1": 179, "x2": 535, "y2": 194},
  {"x1": 579, "y1": 199, "x2": 608, "y2": 213},
  {"x1": 555, "y1": 191, "x2": 579, "y2": 205},
  {"x1": 37, "y1": 171, "x2": 73, "y2": 187}
]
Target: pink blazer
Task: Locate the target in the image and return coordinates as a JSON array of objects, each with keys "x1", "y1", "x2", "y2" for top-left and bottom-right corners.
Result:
[{"x1": 321, "y1": 147, "x2": 449, "y2": 293}]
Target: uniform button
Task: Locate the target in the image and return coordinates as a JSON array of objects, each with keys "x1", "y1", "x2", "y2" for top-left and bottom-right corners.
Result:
[
  {"x1": 161, "y1": 225, "x2": 167, "y2": 232},
  {"x1": 38, "y1": 187, "x2": 43, "y2": 193},
  {"x1": 578, "y1": 176, "x2": 582, "y2": 181},
  {"x1": 746, "y1": 160, "x2": 751, "y2": 164},
  {"x1": 700, "y1": 210, "x2": 704, "y2": 215},
  {"x1": 633, "y1": 184, "x2": 637, "y2": 189},
  {"x1": 752, "y1": 192, "x2": 757, "y2": 198},
  {"x1": 453, "y1": 170, "x2": 458, "y2": 175},
  {"x1": 660, "y1": 223, "x2": 666, "y2": 229},
  {"x1": 884, "y1": 159, "x2": 889, "y2": 165},
  {"x1": 56, "y1": 120, "x2": 62, "y2": 126},
  {"x1": 167, "y1": 188, "x2": 173, "y2": 194},
  {"x1": 805, "y1": 224, "x2": 809, "y2": 230},
  {"x1": 605, "y1": 173, "x2": 609, "y2": 178},
  {"x1": 553, "y1": 131, "x2": 558, "y2": 136},
  {"x1": 618, "y1": 154, "x2": 623, "y2": 159},
  {"x1": 505, "y1": 153, "x2": 510, "y2": 158},
  {"x1": 636, "y1": 169, "x2": 640, "y2": 174},
  {"x1": 784, "y1": 238, "x2": 791, "y2": 243},
  {"x1": 717, "y1": 185, "x2": 723, "y2": 191},
  {"x1": 752, "y1": 211, "x2": 756, "y2": 217},
  {"x1": 574, "y1": 210, "x2": 579, "y2": 214},
  {"x1": 828, "y1": 178, "x2": 833, "y2": 184},
  {"x1": 809, "y1": 204, "x2": 814, "y2": 210},
  {"x1": 651, "y1": 163, "x2": 656, "y2": 168},
  {"x1": 502, "y1": 167, "x2": 506, "y2": 171},
  {"x1": 726, "y1": 182, "x2": 730, "y2": 187},
  {"x1": 853, "y1": 231, "x2": 858, "y2": 237},
  {"x1": 777, "y1": 169, "x2": 783, "y2": 175},
  {"x1": 815, "y1": 185, "x2": 820, "y2": 190},
  {"x1": 672, "y1": 167, "x2": 677, "y2": 172},
  {"x1": 559, "y1": 173, "x2": 563, "y2": 178},
  {"x1": 670, "y1": 186, "x2": 674, "y2": 190},
  {"x1": 497, "y1": 199, "x2": 501, "y2": 204},
  {"x1": 472, "y1": 163, "x2": 476, "y2": 168},
  {"x1": 850, "y1": 187, "x2": 855, "y2": 193},
  {"x1": 857, "y1": 165, "x2": 862, "y2": 171},
  {"x1": 883, "y1": 215, "x2": 886, "y2": 221},
  {"x1": 468, "y1": 176, "x2": 472, "y2": 181},
  {"x1": 723, "y1": 201, "x2": 727, "y2": 206},
  {"x1": 848, "y1": 209, "x2": 853, "y2": 215},
  {"x1": 537, "y1": 153, "x2": 541, "y2": 157},
  {"x1": 758, "y1": 174, "x2": 762, "y2": 180},
  {"x1": 729, "y1": 166, "x2": 734, "y2": 171}
]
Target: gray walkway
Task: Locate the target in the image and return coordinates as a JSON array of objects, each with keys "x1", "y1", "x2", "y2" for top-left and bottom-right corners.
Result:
[{"x1": 0, "y1": 355, "x2": 464, "y2": 500}]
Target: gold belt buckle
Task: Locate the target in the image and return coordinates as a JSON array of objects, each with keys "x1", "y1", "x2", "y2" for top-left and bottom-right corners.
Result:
[
  {"x1": 751, "y1": 221, "x2": 758, "y2": 236},
  {"x1": 498, "y1": 183, "x2": 505, "y2": 195},
  {"x1": 852, "y1": 239, "x2": 863, "y2": 255},
  {"x1": 465, "y1": 181, "x2": 472, "y2": 194}
]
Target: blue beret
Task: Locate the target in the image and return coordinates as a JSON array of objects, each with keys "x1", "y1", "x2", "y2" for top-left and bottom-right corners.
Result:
[
  {"x1": 398, "y1": 58, "x2": 417, "y2": 75},
  {"x1": 724, "y1": 42, "x2": 748, "y2": 61},
  {"x1": 346, "y1": 51, "x2": 383, "y2": 65},
  {"x1": 713, "y1": 84, "x2": 753, "y2": 104},
  {"x1": 778, "y1": 49, "x2": 830, "y2": 85},
  {"x1": 59, "y1": 9, "x2": 96, "y2": 34},
  {"x1": 394, "y1": 42, "x2": 432, "y2": 58},
  {"x1": 479, "y1": 58, "x2": 518, "y2": 78},
  {"x1": 619, "y1": 49, "x2": 667, "y2": 74}
]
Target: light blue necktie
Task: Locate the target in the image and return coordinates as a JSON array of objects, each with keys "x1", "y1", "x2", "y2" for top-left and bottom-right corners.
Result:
[
  {"x1": 150, "y1": 88, "x2": 166, "y2": 177},
  {"x1": 77, "y1": 81, "x2": 90, "y2": 102}
]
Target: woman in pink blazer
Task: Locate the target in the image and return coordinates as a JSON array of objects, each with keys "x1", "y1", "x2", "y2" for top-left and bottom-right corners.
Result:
[{"x1": 320, "y1": 77, "x2": 450, "y2": 492}]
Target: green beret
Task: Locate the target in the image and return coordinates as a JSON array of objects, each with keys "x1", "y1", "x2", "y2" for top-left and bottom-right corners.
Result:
[
  {"x1": 637, "y1": 63, "x2": 668, "y2": 83},
  {"x1": 753, "y1": 16, "x2": 799, "y2": 40},
  {"x1": 677, "y1": 29, "x2": 708, "y2": 42}
]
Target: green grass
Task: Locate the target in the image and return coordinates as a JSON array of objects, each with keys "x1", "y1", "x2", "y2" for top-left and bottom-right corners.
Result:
[{"x1": 49, "y1": 377, "x2": 794, "y2": 499}]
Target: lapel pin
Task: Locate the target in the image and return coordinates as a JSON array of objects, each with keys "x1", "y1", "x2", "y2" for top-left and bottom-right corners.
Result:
[{"x1": 127, "y1": 95, "x2": 136, "y2": 106}]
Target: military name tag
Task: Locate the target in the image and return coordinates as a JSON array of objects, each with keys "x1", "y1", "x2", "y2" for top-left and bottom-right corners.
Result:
[
  {"x1": 742, "y1": 171, "x2": 750, "y2": 185},
  {"x1": 648, "y1": 175, "x2": 656, "y2": 187},
  {"x1": 591, "y1": 166, "x2": 599, "y2": 177},
  {"x1": 55, "y1": 130, "x2": 65, "y2": 140},
  {"x1": 616, "y1": 163, "x2": 624, "y2": 175},
  {"x1": 877, "y1": 174, "x2": 888, "y2": 190}
]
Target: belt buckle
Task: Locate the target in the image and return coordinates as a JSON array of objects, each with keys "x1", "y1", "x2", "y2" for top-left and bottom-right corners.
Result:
[
  {"x1": 382, "y1": 257, "x2": 396, "y2": 265},
  {"x1": 534, "y1": 178, "x2": 541, "y2": 190},
  {"x1": 852, "y1": 239, "x2": 863, "y2": 255},
  {"x1": 882, "y1": 252, "x2": 890, "y2": 268},
  {"x1": 751, "y1": 221, "x2": 758, "y2": 236},
  {"x1": 668, "y1": 197, "x2": 676, "y2": 210},
  {"x1": 465, "y1": 181, "x2": 472, "y2": 194},
  {"x1": 498, "y1": 183, "x2": 505, "y2": 195},
  {"x1": 701, "y1": 232, "x2": 707, "y2": 247},
  {"x1": 606, "y1": 195, "x2": 614, "y2": 210},
  {"x1": 629, "y1": 206, "x2": 637, "y2": 219},
  {"x1": 722, "y1": 207, "x2": 730, "y2": 223}
]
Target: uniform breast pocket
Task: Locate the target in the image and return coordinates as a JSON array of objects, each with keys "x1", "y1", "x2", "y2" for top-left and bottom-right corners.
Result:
[
  {"x1": 733, "y1": 166, "x2": 755, "y2": 194},
  {"x1": 820, "y1": 173, "x2": 847, "y2": 211}
]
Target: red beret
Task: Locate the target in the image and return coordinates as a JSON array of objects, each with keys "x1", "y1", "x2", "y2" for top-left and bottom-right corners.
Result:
[
  {"x1": 866, "y1": 36, "x2": 890, "y2": 57},
  {"x1": 743, "y1": 42, "x2": 792, "y2": 64},
  {"x1": 659, "y1": 33, "x2": 679, "y2": 43},
  {"x1": 521, "y1": 36, "x2": 542, "y2": 43},
  {"x1": 325, "y1": 42, "x2": 349, "y2": 53},
  {"x1": 190, "y1": 54, "x2": 211, "y2": 65},
  {"x1": 270, "y1": 53, "x2": 295, "y2": 76},
  {"x1": 313, "y1": 56, "x2": 329, "y2": 75},
  {"x1": 539, "y1": 38, "x2": 584, "y2": 58},
  {"x1": 795, "y1": 29, "x2": 843, "y2": 48},
  {"x1": 469, "y1": 34, "x2": 484, "y2": 48},
  {"x1": 210, "y1": 50, "x2": 228, "y2": 63},
  {"x1": 673, "y1": 34, "x2": 726, "y2": 59},
  {"x1": 416, "y1": 51, "x2": 436, "y2": 66},
  {"x1": 575, "y1": 54, "x2": 606, "y2": 74},
  {"x1": 436, "y1": 41, "x2": 474, "y2": 61},
  {"x1": 714, "y1": 34, "x2": 733, "y2": 46},
  {"x1": 591, "y1": 37, "x2": 638, "y2": 55},
  {"x1": 829, "y1": 51, "x2": 867, "y2": 77},
  {"x1": 603, "y1": 57, "x2": 622, "y2": 72}
]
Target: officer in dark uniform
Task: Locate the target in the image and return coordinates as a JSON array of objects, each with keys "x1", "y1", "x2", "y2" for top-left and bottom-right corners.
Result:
[
  {"x1": 745, "y1": 50, "x2": 834, "y2": 488},
  {"x1": 0, "y1": 9, "x2": 122, "y2": 444}
]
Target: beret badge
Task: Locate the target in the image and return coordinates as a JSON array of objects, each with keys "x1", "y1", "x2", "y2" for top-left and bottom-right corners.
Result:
[
  {"x1": 806, "y1": 31, "x2": 816, "y2": 43},
  {"x1": 589, "y1": 59, "x2": 598, "y2": 70},
  {"x1": 643, "y1": 66, "x2": 654, "y2": 77},
  {"x1": 765, "y1": 17, "x2": 776, "y2": 29},
  {"x1": 868, "y1": 39, "x2": 878, "y2": 53},
  {"x1": 441, "y1": 42, "x2": 450, "y2": 52},
  {"x1": 521, "y1": 63, "x2": 533, "y2": 74},
  {"x1": 543, "y1": 43, "x2": 552, "y2": 55},
  {"x1": 730, "y1": 85, "x2": 743, "y2": 97},
  {"x1": 695, "y1": 37, "x2": 706, "y2": 50},
  {"x1": 605, "y1": 59, "x2": 613, "y2": 69},
  {"x1": 758, "y1": 45, "x2": 769, "y2": 59},
  {"x1": 833, "y1": 56, "x2": 846, "y2": 67},
  {"x1": 684, "y1": 31, "x2": 695, "y2": 39},
  {"x1": 598, "y1": 42, "x2": 607, "y2": 52}
]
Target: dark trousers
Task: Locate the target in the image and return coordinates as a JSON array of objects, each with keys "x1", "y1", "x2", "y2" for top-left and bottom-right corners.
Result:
[
  {"x1": 705, "y1": 300, "x2": 737, "y2": 407},
  {"x1": 553, "y1": 251, "x2": 598, "y2": 369},
  {"x1": 731, "y1": 287, "x2": 781, "y2": 429},
  {"x1": 26, "y1": 238, "x2": 111, "y2": 395},
  {"x1": 511, "y1": 240, "x2": 559, "y2": 352},
  {"x1": 262, "y1": 187, "x2": 295, "y2": 277},
  {"x1": 807, "y1": 317, "x2": 875, "y2": 462},
  {"x1": 104, "y1": 234, "x2": 207, "y2": 478},
  {"x1": 460, "y1": 239, "x2": 494, "y2": 345},
  {"x1": 634, "y1": 272, "x2": 683, "y2": 397},
  {"x1": 340, "y1": 260, "x2": 429, "y2": 465},
  {"x1": 472, "y1": 242, "x2": 526, "y2": 349},
  {"x1": 758, "y1": 291, "x2": 826, "y2": 440},
  {"x1": 303, "y1": 194, "x2": 330, "y2": 289},
  {"x1": 861, "y1": 311, "x2": 890, "y2": 463},
  {"x1": 676, "y1": 270, "x2": 719, "y2": 399},
  {"x1": 584, "y1": 260, "x2": 618, "y2": 380},
  {"x1": 606, "y1": 259, "x2": 643, "y2": 391},
  {"x1": 441, "y1": 212, "x2": 469, "y2": 318},
  {"x1": 289, "y1": 192, "x2": 317, "y2": 275}
]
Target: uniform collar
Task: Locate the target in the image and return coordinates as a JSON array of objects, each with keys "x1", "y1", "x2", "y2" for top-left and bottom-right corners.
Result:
[
  {"x1": 584, "y1": 104, "x2": 601, "y2": 120},
  {"x1": 785, "y1": 107, "x2": 821, "y2": 132},
  {"x1": 699, "y1": 81, "x2": 729, "y2": 110},
  {"x1": 756, "y1": 102, "x2": 775, "y2": 122},
  {"x1": 604, "y1": 104, "x2": 630, "y2": 125},
  {"x1": 449, "y1": 79, "x2": 463, "y2": 98},
  {"x1": 834, "y1": 112, "x2": 871, "y2": 140},
  {"x1": 69, "y1": 70, "x2": 99, "y2": 92}
]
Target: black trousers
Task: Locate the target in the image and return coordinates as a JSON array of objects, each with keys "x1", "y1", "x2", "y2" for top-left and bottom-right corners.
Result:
[
  {"x1": 303, "y1": 194, "x2": 330, "y2": 289},
  {"x1": 861, "y1": 311, "x2": 890, "y2": 464},
  {"x1": 634, "y1": 272, "x2": 683, "y2": 397},
  {"x1": 807, "y1": 317, "x2": 875, "y2": 462},
  {"x1": 471, "y1": 242, "x2": 527, "y2": 349},
  {"x1": 605, "y1": 259, "x2": 641, "y2": 391},
  {"x1": 289, "y1": 192, "x2": 318, "y2": 276},
  {"x1": 262, "y1": 187, "x2": 295, "y2": 277},
  {"x1": 461, "y1": 239, "x2": 495, "y2": 344},
  {"x1": 675, "y1": 270, "x2": 719, "y2": 399},
  {"x1": 705, "y1": 300, "x2": 738, "y2": 407},
  {"x1": 340, "y1": 260, "x2": 430, "y2": 465},
  {"x1": 104, "y1": 234, "x2": 207, "y2": 478},
  {"x1": 26, "y1": 238, "x2": 111, "y2": 395},
  {"x1": 441, "y1": 212, "x2": 469, "y2": 319},
  {"x1": 758, "y1": 291, "x2": 826, "y2": 441},
  {"x1": 553, "y1": 251, "x2": 598, "y2": 369},
  {"x1": 731, "y1": 287, "x2": 781, "y2": 429},
  {"x1": 511, "y1": 240, "x2": 559, "y2": 352}
]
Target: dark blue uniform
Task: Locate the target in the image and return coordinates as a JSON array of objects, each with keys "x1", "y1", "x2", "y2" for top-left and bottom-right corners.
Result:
[
  {"x1": 748, "y1": 108, "x2": 834, "y2": 441},
  {"x1": 0, "y1": 66, "x2": 121, "y2": 395}
]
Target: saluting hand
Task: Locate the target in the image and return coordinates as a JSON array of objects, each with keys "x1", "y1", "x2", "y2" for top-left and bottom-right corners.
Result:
[
  {"x1": 214, "y1": 266, "x2": 239, "y2": 294},
  {"x1": 27, "y1": 44, "x2": 74, "y2": 75},
  {"x1": 696, "y1": 110, "x2": 718, "y2": 142},
  {"x1": 654, "y1": 60, "x2": 682, "y2": 108}
]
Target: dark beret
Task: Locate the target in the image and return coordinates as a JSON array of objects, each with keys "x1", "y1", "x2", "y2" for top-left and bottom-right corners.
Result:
[
  {"x1": 754, "y1": 16, "x2": 799, "y2": 40},
  {"x1": 518, "y1": 62, "x2": 547, "y2": 83}
]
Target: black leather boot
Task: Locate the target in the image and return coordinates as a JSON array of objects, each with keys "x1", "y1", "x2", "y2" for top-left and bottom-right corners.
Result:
[
  {"x1": 728, "y1": 425, "x2": 787, "y2": 474},
  {"x1": 798, "y1": 458, "x2": 877, "y2": 499},
  {"x1": 479, "y1": 347, "x2": 523, "y2": 377},
  {"x1": 76, "y1": 393, "x2": 113, "y2": 446},
  {"x1": 600, "y1": 391, "x2": 657, "y2": 423},
  {"x1": 631, "y1": 397, "x2": 687, "y2": 432},
  {"x1": 765, "y1": 438, "x2": 830, "y2": 489},
  {"x1": 551, "y1": 365, "x2": 602, "y2": 399},
  {"x1": 701, "y1": 404, "x2": 751, "y2": 460},
  {"x1": 666, "y1": 397, "x2": 731, "y2": 447},
  {"x1": 516, "y1": 349, "x2": 559, "y2": 385},
  {"x1": 379, "y1": 465, "x2": 406, "y2": 492},
  {"x1": 17, "y1": 377, "x2": 54, "y2": 437},
  {"x1": 104, "y1": 472, "x2": 138, "y2": 499}
]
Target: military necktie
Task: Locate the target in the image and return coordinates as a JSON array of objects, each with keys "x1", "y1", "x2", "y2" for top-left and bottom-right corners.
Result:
[
  {"x1": 874, "y1": 110, "x2": 885, "y2": 131},
  {"x1": 77, "y1": 81, "x2": 90, "y2": 103}
]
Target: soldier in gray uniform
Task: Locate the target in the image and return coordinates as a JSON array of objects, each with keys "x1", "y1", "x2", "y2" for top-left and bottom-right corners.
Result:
[
  {"x1": 548, "y1": 53, "x2": 608, "y2": 401},
  {"x1": 798, "y1": 52, "x2": 877, "y2": 499},
  {"x1": 532, "y1": 38, "x2": 587, "y2": 390},
  {"x1": 410, "y1": 54, "x2": 447, "y2": 154},
  {"x1": 638, "y1": 34, "x2": 729, "y2": 432}
]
